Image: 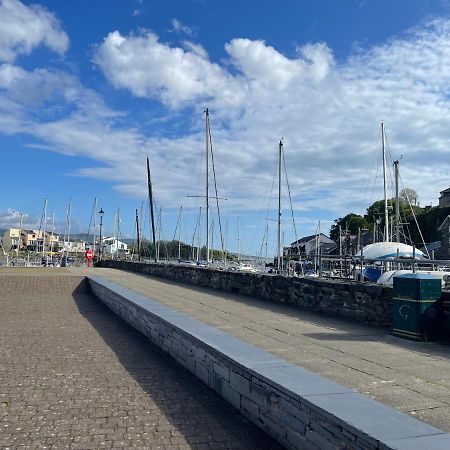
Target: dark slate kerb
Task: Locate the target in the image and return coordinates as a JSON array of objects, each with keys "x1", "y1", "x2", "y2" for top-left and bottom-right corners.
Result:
[
  {"x1": 87, "y1": 276, "x2": 450, "y2": 450},
  {"x1": 382, "y1": 433, "x2": 450, "y2": 450},
  {"x1": 303, "y1": 392, "x2": 446, "y2": 449}
]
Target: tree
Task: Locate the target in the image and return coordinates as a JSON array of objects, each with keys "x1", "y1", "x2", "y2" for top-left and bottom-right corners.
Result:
[
  {"x1": 400, "y1": 188, "x2": 419, "y2": 206},
  {"x1": 330, "y1": 213, "x2": 370, "y2": 241},
  {"x1": 366, "y1": 200, "x2": 386, "y2": 223},
  {"x1": 365, "y1": 197, "x2": 423, "y2": 227}
]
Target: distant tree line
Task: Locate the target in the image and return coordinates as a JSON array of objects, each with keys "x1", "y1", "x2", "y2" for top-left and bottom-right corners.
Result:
[{"x1": 129, "y1": 240, "x2": 237, "y2": 261}]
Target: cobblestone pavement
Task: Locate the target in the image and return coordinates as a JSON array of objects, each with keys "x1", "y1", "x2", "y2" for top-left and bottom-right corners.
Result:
[
  {"x1": 94, "y1": 268, "x2": 450, "y2": 432},
  {"x1": 0, "y1": 274, "x2": 282, "y2": 450}
]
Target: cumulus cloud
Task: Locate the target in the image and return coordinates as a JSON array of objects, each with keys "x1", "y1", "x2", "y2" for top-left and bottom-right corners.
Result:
[
  {"x1": 93, "y1": 30, "x2": 245, "y2": 108},
  {"x1": 0, "y1": 0, "x2": 69, "y2": 62},
  {"x1": 225, "y1": 39, "x2": 333, "y2": 87},
  {"x1": 0, "y1": 208, "x2": 38, "y2": 229},
  {"x1": 93, "y1": 32, "x2": 336, "y2": 110}
]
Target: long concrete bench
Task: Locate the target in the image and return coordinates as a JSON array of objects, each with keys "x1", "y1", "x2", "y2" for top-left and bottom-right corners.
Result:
[{"x1": 88, "y1": 276, "x2": 450, "y2": 450}]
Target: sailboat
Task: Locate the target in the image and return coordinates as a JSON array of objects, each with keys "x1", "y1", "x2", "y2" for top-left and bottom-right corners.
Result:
[
  {"x1": 355, "y1": 122, "x2": 445, "y2": 285},
  {"x1": 360, "y1": 242, "x2": 425, "y2": 261},
  {"x1": 187, "y1": 109, "x2": 226, "y2": 266}
]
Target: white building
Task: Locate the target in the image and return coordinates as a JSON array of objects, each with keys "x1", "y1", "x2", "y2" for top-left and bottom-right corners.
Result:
[
  {"x1": 100, "y1": 237, "x2": 129, "y2": 255},
  {"x1": 58, "y1": 240, "x2": 86, "y2": 253}
]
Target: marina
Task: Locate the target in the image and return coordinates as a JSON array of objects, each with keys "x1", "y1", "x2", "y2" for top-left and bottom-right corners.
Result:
[{"x1": 3, "y1": 1, "x2": 450, "y2": 448}]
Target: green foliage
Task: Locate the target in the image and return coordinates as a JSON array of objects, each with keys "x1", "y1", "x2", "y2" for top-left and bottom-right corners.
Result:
[
  {"x1": 330, "y1": 193, "x2": 450, "y2": 245},
  {"x1": 330, "y1": 213, "x2": 370, "y2": 241},
  {"x1": 130, "y1": 240, "x2": 235, "y2": 261},
  {"x1": 412, "y1": 206, "x2": 450, "y2": 243},
  {"x1": 366, "y1": 198, "x2": 424, "y2": 230}
]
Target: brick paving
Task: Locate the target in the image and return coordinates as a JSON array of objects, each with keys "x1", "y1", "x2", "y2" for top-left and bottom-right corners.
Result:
[
  {"x1": 0, "y1": 274, "x2": 281, "y2": 450},
  {"x1": 94, "y1": 268, "x2": 450, "y2": 432}
]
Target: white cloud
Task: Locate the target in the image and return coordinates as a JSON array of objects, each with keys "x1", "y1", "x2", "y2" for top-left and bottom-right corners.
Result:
[
  {"x1": 181, "y1": 40, "x2": 208, "y2": 59},
  {"x1": 225, "y1": 39, "x2": 333, "y2": 87},
  {"x1": 0, "y1": 207, "x2": 88, "y2": 235},
  {"x1": 3, "y1": 18, "x2": 450, "y2": 242},
  {"x1": 169, "y1": 18, "x2": 195, "y2": 37},
  {"x1": 89, "y1": 19, "x2": 450, "y2": 221},
  {"x1": 0, "y1": 0, "x2": 69, "y2": 62},
  {"x1": 0, "y1": 62, "x2": 122, "y2": 146},
  {"x1": 93, "y1": 30, "x2": 245, "y2": 108},
  {"x1": 0, "y1": 208, "x2": 38, "y2": 229},
  {"x1": 92, "y1": 32, "x2": 336, "y2": 112}
]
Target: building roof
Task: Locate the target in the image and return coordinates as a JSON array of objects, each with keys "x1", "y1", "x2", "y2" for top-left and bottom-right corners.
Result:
[
  {"x1": 440, "y1": 187, "x2": 450, "y2": 196},
  {"x1": 438, "y1": 215, "x2": 450, "y2": 231},
  {"x1": 290, "y1": 233, "x2": 332, "y2": 246},
  {"x1": 310, "y1": 242, "x2": 338, "y2": 255},
  {"x1": 418, "y1": 241, "x2": 441, "y2": 254},
  {"x1": 102, "y1": 236, "x2": 127, "y2": 244}
]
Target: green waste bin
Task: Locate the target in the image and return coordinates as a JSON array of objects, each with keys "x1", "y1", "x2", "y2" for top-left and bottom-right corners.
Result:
[
  {"x1": 441, "y1": 290, "x2": 450, "y2": 340},
  {"x1": 392, "y1": 273, "x2": 442, "y2": 341}
]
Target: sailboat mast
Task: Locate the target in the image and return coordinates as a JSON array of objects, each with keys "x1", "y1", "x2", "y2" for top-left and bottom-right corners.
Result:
[
  {"x1": 318, "y1": 220, "x2": 322, "y2": 276},
  {"x1": 198, "y1": 207, "x2": 202, "y2": 261},
  {"x1": 65, "y1": 198, "x2": 72, "y2": 259},
  {"x1": 17, "y1": 212, "x2": 23, "y2": 257},
  {"x1": 67, "y1": 199, "x2": 71, "y2": 247},
  {"x1": 178, "y1": 206, "x2": 182, "y2": 260},
  {"x1": 43, "y1": 198, "x2": 47, "y2": 256},
  {"x1": 205, "y1": 108, "x2": 210, "y2": 263},
  {"x1": 277, "y1": 139, "x2": 283, "y2": 273},
  {"x1": 115, "y1": 208, "x2": 120, "y2": 259},
  {"x1": 157, "y1": 207, "x2": 162, "y2": 261},
  {"x1": 211, "y1": 219, "x2": 214, "y2": 262},
  {"x1": 147, "y1": 157, "x2": 157, "y2": 262},
  {"x1": 51, "y1": 211, "x2": 55, "y2": 254},
  {"x1": 265, "y1": 223, "x2": 268, "y2": 263},
  {"x1": 237, "y1": 216, "x2": 240, "y2": 262},
  {"x1": 224, "y1": 219, "x2": 228, "y2": 266},
  {"x1": 394, "y1": 160, "x2": 400, "y2": 243},
  {"x1": 135, "y1": 209, "x2": 141, "y2": 261},
  {"x1": 92, "y1": 198, "x2": 97, "y2": 257},
  {"x1": 381, "y1": 121, "x2": 389, "y2": 242}
]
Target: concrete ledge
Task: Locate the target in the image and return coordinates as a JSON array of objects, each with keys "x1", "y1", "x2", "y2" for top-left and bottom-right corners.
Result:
[{"x1": 88, "y1": 276, "x2": 450, "y2": 450}]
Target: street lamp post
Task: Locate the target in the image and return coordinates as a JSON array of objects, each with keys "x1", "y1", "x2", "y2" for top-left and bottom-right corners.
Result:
[{"x1": 98, "y1": 208, "x2": 105, "y2": 261}]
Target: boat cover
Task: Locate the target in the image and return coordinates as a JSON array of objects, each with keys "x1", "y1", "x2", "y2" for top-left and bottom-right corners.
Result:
[{"x1": 356, "y1": 242, "x2": 426, "y2": 260}]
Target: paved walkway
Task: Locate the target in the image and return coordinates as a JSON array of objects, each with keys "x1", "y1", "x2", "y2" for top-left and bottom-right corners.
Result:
[
  {"x1": 92, "y1": 267, "x2": 450, "y2": 432},
  {"x1": 0, "y1": 272, "x2": 281, "y2": 449}
]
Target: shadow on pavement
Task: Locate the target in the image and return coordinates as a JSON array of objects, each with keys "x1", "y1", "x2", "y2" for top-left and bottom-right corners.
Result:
[{"x1": 72, "y1": 280, "x2": 282, "y2": 449}]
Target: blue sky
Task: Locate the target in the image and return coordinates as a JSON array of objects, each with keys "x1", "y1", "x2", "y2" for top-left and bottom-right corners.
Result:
[{"x1": 1, "y1": 0, "x2": 450, "y2": 256}]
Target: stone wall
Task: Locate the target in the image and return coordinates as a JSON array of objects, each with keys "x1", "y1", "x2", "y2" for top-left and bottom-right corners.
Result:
[
  {"x1": 98, "y1": 260, "x2": 394, "y2": 327},
  {"x1": 88, "y1": 276, "x2": 450, "y2": 450}
]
